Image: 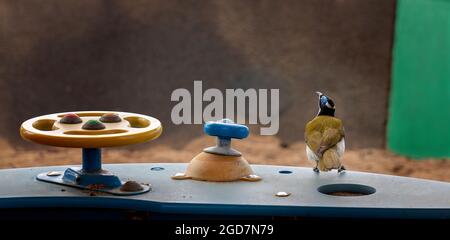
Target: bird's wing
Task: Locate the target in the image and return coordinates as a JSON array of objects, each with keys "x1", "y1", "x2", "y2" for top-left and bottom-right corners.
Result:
[
  {"x1": 304, "y1": 120, "x2": 323, "y2": 154},
  {"x1": 305, "y1": 116, "x2": 345, "y2": 155}
]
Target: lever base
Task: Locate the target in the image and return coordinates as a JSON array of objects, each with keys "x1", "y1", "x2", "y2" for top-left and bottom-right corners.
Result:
[
  {"x1": 36, "y1": 169, "x2": 151, "y2": 196},
  {"x1": 35, "y1": 148, "x2": 150, "y2": 196},
  {"x1": 172, "y1": 152, "x2": 261, "y2": 182},
  {"x1": 203, "y1": 137, "x2": 242, "y2": 156}
]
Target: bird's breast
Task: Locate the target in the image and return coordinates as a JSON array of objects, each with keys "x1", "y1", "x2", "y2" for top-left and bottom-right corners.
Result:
[
  {"x1": 336, "y1": 138, "x2": 345, "y2": 158},
  {"x1": 306, "y1": 145, "x2": 319, "y2": 162}
]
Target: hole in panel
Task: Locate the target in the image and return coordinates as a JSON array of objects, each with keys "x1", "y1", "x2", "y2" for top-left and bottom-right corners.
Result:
[
  {"x1": 318, "y1": 184, "x2": 376, "y2": 197},
  {"x1": 151, "y1": 167, "x2": 165, "y2": 171}
]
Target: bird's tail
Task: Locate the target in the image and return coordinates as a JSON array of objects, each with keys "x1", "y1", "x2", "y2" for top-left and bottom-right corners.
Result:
[{"x1": 318, "y1": 148, "x2": 341, "y2": 172}]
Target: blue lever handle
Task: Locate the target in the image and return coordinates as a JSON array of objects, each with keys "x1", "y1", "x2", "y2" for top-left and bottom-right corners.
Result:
[{"x1": 204, "y1": 119, "x2": 249, "y2": 139}]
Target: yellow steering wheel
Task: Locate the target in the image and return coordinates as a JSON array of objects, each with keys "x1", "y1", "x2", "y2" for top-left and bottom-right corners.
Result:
[{"x1": 20, "y1": 111, "x2": 162, "y2": 148}]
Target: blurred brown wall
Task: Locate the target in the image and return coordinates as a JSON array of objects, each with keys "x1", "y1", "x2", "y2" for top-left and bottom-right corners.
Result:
[{"x1": 0, "y1": 0, "x2": 395, "y2": 148}]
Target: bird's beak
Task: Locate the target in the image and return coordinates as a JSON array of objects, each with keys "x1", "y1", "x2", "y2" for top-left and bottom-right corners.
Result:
[{"x1": 315, "y1": 91, "x2": 322, "y2": 97}]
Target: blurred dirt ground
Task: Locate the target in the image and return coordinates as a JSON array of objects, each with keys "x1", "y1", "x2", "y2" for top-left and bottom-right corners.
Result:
[{"x1": 0, "y1": 136, "x2": 449, "y2": 182}]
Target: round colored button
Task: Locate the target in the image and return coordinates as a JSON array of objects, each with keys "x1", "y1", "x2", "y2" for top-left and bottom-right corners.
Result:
[
  {"x1": 60, "y1": 113, "x2": 82, "y2": 124},
  {"x1": 100, "y1": 113, "x2": 121, "y2": 123},
  {"x1": 82, "y1": 120, "x2": 106, "y2": 130}
]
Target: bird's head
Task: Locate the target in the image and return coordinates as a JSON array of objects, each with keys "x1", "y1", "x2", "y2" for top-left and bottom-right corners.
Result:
[{"x1": 315, "y1": 91, "x2": 335, "y2": 116}]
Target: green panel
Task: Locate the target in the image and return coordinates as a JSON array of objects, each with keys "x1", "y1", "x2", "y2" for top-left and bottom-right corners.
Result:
[{"x1": 388, "y1": 0, "x2": 450, "y2": 158}]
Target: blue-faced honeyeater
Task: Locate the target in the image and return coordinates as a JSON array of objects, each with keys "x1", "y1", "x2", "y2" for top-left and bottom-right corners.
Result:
[{"x1": 305, "y1": 92, "x2": 345, "y2": 173}]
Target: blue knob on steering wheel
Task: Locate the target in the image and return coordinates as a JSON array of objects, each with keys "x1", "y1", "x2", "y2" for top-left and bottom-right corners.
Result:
[{"x1": 203, "y1": 119, "x2": 249, "y2": 156}]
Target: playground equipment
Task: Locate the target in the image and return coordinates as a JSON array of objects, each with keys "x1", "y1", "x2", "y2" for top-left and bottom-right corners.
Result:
[
  {"x1": 172, "y1": 119, "x2": 261, "y2": 182},
  {"x1": 19, "y1": 111, "x2": 162, "y2": 195},
  {"x1": 0, "y1": 112, "x2": 448, "y2": 219}
]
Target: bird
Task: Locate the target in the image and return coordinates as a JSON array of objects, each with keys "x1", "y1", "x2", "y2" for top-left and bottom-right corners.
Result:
[{"x1": 305, "y1": 92, "x2": 345, "y2": 173}]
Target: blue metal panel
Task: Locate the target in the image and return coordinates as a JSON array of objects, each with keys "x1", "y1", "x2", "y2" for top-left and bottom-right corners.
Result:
[{"x1": 0, "y1": 164, "x2": 449, "y2": 219}]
